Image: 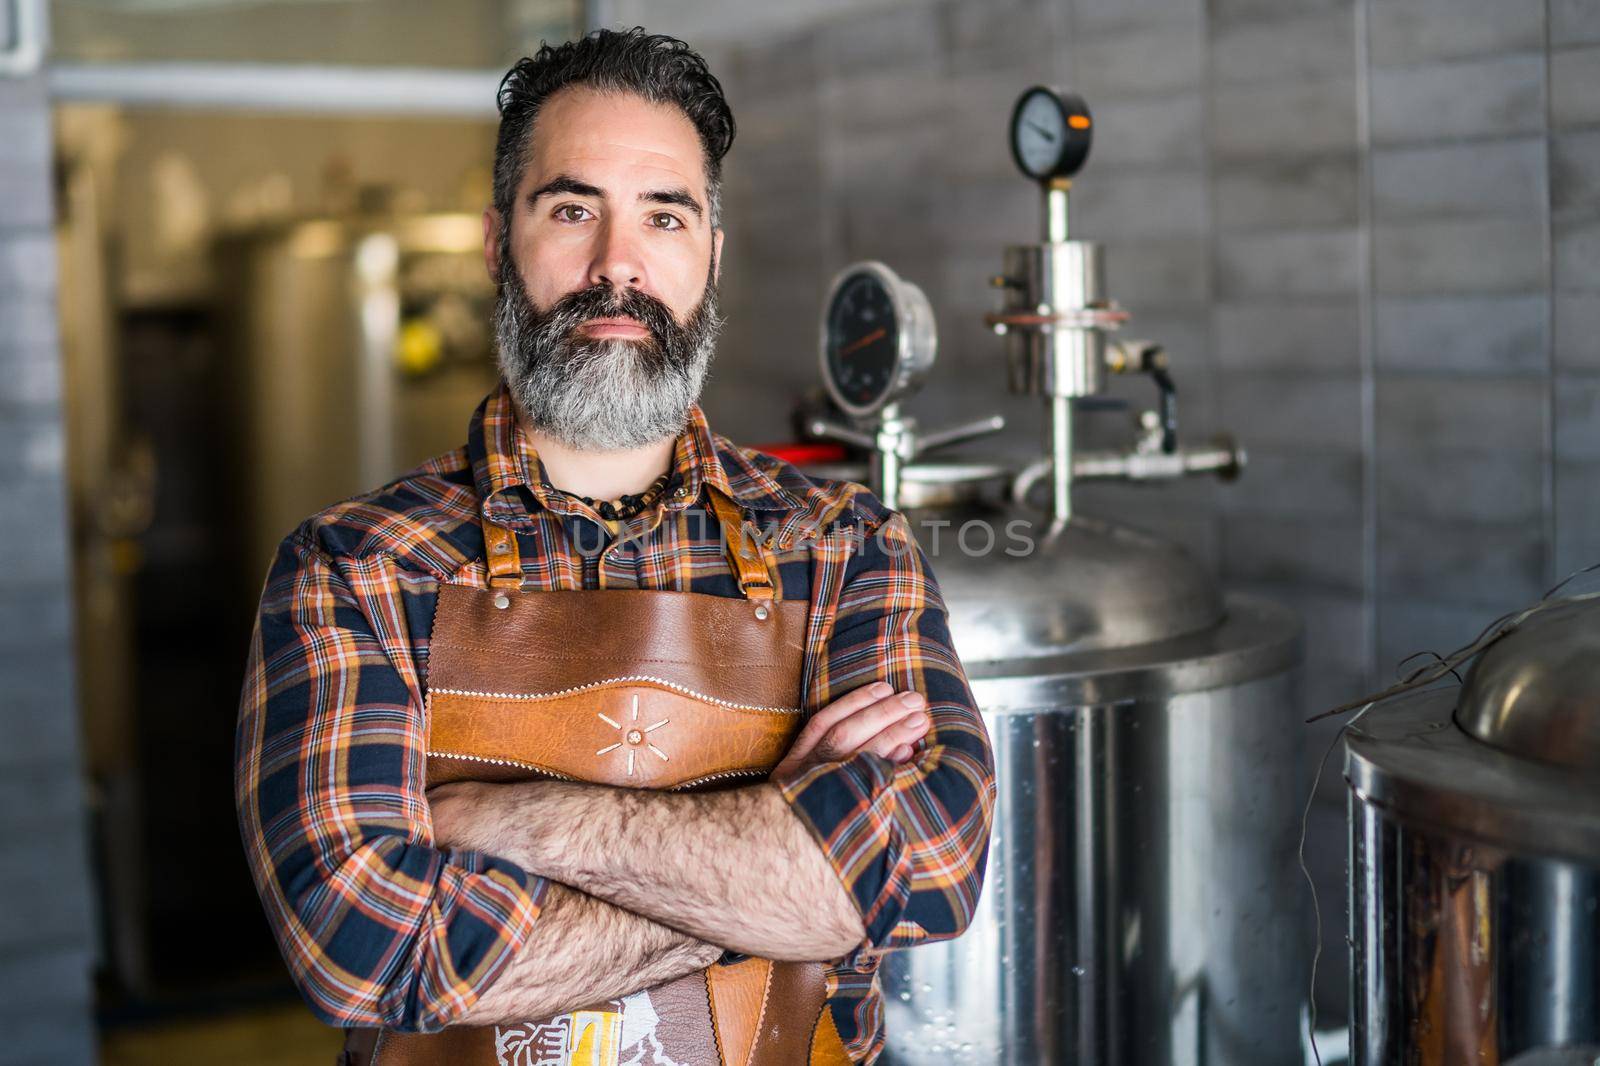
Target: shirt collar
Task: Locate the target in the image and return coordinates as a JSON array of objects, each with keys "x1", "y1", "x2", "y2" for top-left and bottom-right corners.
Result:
[{"x1": 466, "y1": 383, "x2": 803, "y2": 518}]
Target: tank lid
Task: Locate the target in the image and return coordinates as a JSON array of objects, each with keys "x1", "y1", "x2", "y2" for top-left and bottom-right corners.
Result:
[
  {"x1": 1454, "y1": 595, "x2": 1600, "y2": 771},
  {"x1": 923, "y1": 513, "x2": 1226, "y2": 665}
]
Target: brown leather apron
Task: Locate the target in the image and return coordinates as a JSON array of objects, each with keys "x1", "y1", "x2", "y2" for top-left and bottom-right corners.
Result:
[{"x1": 343, "y1": 489, "x2": 854, "y2": 1066}]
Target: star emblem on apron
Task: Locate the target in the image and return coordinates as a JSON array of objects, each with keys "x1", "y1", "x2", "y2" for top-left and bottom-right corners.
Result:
[{"x1": 594, "y1": 693, "x2": 670, "y2": 777}]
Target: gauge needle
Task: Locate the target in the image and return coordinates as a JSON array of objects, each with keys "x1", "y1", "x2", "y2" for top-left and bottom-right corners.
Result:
[
  {"x1": 839, "y1": 327, "x2": 887, "y2": 357},
  {"x1": 1027, "y1": 120, "x2": 1057, "y2": 142}
]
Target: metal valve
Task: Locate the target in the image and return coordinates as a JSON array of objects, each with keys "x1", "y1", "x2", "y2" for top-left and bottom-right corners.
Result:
[{"x1": 809, "y1": 405, "x2": 1006, "y2": 512}]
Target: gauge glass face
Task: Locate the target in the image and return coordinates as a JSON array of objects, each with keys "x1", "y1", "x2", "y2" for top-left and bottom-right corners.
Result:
[
  {"x1": 825, "y1": 272, "x2": 900, "y2": 411},
  {"x1": 1013, "y1": 90, "x2": 1065, "y2": 178}
]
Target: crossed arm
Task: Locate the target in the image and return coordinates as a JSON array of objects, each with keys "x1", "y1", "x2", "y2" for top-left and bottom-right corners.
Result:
[
  {"x1": 457, "y1": 883, "x2": 720, "y2": 1024},
  {"x1": 444, "y1": 682, "x2": 935, "y2": 1025}
]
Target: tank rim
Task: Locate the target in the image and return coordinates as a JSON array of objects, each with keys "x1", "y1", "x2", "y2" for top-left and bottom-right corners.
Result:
[
  {"x1": 968, "y1": 594, "x2": 1302, "y2": 708},
  {"x1": 1345, "y1": 688, "x2": 1600, "y2": 863}
]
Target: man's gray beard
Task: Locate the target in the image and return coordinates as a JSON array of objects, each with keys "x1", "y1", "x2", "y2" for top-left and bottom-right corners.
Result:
[{"x1": 492, "y1": 261, "x2": 721, "y2": 452}]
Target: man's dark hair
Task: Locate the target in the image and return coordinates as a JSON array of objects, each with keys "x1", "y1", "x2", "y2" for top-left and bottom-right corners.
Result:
[{"x1": 493, "y1": 27, "x2": 736, "y2": 237}]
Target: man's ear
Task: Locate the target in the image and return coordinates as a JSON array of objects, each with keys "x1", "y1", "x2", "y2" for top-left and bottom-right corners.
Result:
[
  {"x1": 712, "y1": 228, "x2": 724, "y2": 287},
  {"x1": 482, "y1": 207, "x2": 501, "y2": 282}
]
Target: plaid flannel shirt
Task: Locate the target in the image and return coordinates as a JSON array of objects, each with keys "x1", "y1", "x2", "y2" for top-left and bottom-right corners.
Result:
[{"x1": 234, "y1": 384, "x2": 996, "y2": 1062}]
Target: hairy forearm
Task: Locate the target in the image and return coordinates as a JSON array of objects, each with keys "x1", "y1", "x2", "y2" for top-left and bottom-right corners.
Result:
[
  {"x1": 466, "y1": 782, "x2": 865, "y2": 961},
  {"x1": 458, "y1": 882, "x2": 722, "y2": 1025}
]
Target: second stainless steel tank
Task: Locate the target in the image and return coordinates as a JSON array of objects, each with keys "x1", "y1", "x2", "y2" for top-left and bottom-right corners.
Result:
[
  {"x1": 1346, "y1": 595, "x2": 1600, "y2": 1065},
  {"x1": 876, "y1": 472, "x2": 1307, "y2": 1066}
]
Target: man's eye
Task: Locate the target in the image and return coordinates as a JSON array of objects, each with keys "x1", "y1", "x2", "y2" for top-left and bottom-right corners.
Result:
[
  {"x1": 557, "y1": 205, "x2": 592, "y2": 223},
  {"x1": 651, "y1": 213, "x2": 683, "y2": 230}
]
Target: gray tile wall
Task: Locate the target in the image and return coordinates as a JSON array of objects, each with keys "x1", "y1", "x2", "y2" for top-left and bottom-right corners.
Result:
[
  {"x1": 0, "y1": 73, "x2": 97, "y2": 1064},
  {"x1": 1368, "y1": 1, "x2": 1553, "y2": 692},
  {"x1": 1554, "y1": 25, "x2": 1600, "y2": 581},
  {"x1": 679, "y1": 0, "x2": 1599, "y2": 1027}
]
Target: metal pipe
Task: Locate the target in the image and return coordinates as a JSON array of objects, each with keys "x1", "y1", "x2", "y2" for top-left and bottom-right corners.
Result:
[
  {"x1": 47, "y1": 61, "x2": 502, "y2": 115},
  {"x1": 1071, "y1": 444, "x2": 1241, "y2": 481},
  {"x1": 0, "y1": 0, "x2": 46, "y2": 77},
  {"x1": 1050, "y1": 395, "x2": 1073, "y2": 525},
  {"x1": 875, "y1": 444, "x2": 903, "y2": 512},
  {"x1": 354, "y1": 233, "x2": 400, "y2": 491},
  {"x1": 1508, "y1": 861, "x2": 1599, "y2": 1048},
  {"x1": 1075, "y1": 705, "x2": 1107, "y2": 1062},
  {"x1": 1046, "y1": 181, "x2": 1071, "y2": 245}
]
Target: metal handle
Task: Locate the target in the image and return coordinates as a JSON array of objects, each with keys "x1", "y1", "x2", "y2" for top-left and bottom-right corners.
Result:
[
  {"x1": 1, "y1": 0, "x2": 45, "y2": 78},
  {"x1": 917, "y1": 414, "x2": 1006, "y2": 454},
  {"x1": 812, "y1": 410, "x2": 1006, "y2": 514},
  {"x1": 807, "y1": 418, "x2": 876, "y2": 452}
]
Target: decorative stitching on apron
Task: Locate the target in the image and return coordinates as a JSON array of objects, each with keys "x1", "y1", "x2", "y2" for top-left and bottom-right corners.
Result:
[
  {"x1": 750, "y1": 961, "x2": 775, "y2": 1059},
  {"x1": 424, "y1": 751, "x2": 579, "y2": 778},
  {"x1": 429, "y1": 675, "x2": 802, "y2": 714},
  {"x1": 426, "y1": 750, "x2": 768, "y2": 791}
]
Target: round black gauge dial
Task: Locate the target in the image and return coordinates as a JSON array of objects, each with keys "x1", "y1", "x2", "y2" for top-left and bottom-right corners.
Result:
[
  {"x1": 824, "y1": 270, "x2": 900, "y2": 412},
  {"x1": 1009, "y1": 86, "x2": 1093, "y2": 182}
]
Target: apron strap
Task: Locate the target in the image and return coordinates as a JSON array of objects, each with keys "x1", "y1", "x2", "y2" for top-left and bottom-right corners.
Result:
[
  {"x1": 479, "y1": 487, "x2": 778, "y2": 601},
  {"x1": 482, "y1": 515, "x2": 523, "y2": 590},
  {"x1": 707, "y1": 489, "x2": 777, "y2": 604}
]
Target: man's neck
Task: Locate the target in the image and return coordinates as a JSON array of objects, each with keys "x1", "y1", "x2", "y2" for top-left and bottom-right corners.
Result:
[{"x1": 517, "y1": 412, "x2": 678, "y2": 502}]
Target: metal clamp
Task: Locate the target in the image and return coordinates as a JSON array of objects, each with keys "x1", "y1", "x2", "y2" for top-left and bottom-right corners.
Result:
[
  {"x1": 0, "y1": 0, "x2": 45, "y2": 78},
  {"x1": 810, "y1": 405, "x2": 1006, "y2": 511}
]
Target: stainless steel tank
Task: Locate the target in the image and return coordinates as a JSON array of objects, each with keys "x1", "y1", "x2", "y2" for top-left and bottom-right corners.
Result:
[
  {"x1": 874, "y1": 472, "x2": 1307, "y2": 1066},
  {"x1": 803, "y1": 85, "x2": 1311, "y2": 1064},
  {"x1": 214, "y1": 210, "x2": 497, "y2": 573},
  {"x1": 1346, "y1": 595, "x2": 1600, "y2": 1065}
]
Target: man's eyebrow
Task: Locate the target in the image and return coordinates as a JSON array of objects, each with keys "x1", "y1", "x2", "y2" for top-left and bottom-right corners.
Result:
[
  {"x1": 642, "y1": 188, "x2": 704, "y2": 220},
  {"x1": 528, "y1": 175, "x2": 605, "y2": 202}
]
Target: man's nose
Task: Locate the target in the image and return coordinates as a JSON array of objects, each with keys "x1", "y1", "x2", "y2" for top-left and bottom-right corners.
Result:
[{"x1": 587, "y1": 217, "x2": 643, "y2": 291}]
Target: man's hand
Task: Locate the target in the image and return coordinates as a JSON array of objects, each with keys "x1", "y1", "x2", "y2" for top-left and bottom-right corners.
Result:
[{"x1": 774, "y1": 681, "x2": 929, "y2": 779}]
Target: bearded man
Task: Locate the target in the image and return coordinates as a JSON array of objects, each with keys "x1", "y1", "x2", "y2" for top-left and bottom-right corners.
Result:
[{"x1": 235, "y1": 28, "x2": 995, "y2": 1066}]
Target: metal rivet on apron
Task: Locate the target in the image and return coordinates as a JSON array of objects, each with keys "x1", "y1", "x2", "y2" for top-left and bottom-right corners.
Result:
[
  {"x1": 493, "y1": 541, "x2": 510, "y2": 554},
  {"x1": 494, "y1": 592, "x2": 511, "y2": 609},
  {"x1": 754, "y1": 603, "x2": 770, "y2": 621}
]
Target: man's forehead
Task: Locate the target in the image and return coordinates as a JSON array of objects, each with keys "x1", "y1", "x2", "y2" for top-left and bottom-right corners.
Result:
[{"x1": 525, "y1": 87, "x2": 706, "y2": 193}]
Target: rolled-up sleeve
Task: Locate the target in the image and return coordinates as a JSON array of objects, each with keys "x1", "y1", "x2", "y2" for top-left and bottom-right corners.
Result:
[
  {"x1": 234, "y1": 533, "x2": 546, "y2": 1031},
  {"x1": 774, "y1": 511, "x2": 996, "y2": 950}
]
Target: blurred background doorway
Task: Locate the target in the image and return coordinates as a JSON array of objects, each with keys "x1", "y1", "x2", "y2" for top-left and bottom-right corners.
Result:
[{"x1": 43, "y1": 1, "x2": 579, "y2": 1059}]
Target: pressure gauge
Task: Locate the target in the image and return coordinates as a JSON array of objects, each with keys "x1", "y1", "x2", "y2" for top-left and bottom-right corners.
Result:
[
  {"x1": 1009, "y1": 86, "x2": 1093, "y2": 183},
  {"x1": 819, "y1": 261, "x2": 937, "y2": 419}
]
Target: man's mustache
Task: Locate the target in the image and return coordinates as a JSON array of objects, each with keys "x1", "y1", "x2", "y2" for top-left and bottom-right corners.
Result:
[{"x1": 544, "y1": 283, "x2": 678, "y2": 347}]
